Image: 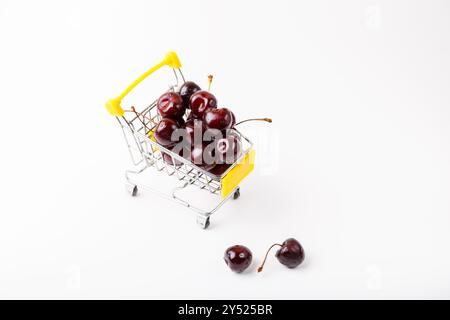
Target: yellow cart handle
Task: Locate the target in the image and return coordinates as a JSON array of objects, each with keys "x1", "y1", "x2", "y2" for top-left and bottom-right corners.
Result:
[{"x1": 105, "y1": 51, "x2": 182, "y2": 117}]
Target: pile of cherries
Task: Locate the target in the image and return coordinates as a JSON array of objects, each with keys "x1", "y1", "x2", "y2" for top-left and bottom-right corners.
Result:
[{"x1": 153, "y1": 80, "x2": 244, "y2": 175}]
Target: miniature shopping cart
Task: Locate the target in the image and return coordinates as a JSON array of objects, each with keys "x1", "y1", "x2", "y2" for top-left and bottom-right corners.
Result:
[{"x1": 105, "y1": 52, "x2": 255, "y2": 229}]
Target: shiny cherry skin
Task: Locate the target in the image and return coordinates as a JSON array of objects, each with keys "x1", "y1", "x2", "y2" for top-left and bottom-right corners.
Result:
[
  {"x1": 276, "y1": 238, "x2": 305, "y2": 269},
  {"x1": 189, "y1": 90, "x2": 217, "y2": 119},
  {"x1": 203, "y1": 108, "x2": 234, "y2": 131},
  {"x1": 157, "y1": 92, "x2": 185, "y2": 120},
  {"x1": 154, "y1": 118, "x2": 181, "y2": 147},
  {"x1": 224, "y1": 245, "x2": 252, "y2": 273},
  {"x1": 215, "y1": 132, "x2": 242, "y2": 164},
  {"x1": 179, "y1": 81, "x2": 201, "y2": 109}
]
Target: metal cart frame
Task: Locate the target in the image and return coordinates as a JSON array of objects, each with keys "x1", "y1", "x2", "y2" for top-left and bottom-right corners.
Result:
[{"x1": 106, "y1": 52, "x2": 255, "y2": 229}]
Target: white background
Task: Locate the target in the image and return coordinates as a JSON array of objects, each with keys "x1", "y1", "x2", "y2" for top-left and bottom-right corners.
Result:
[{"x1": 0, "y1": 0, "x2": 449, "y2": 299}]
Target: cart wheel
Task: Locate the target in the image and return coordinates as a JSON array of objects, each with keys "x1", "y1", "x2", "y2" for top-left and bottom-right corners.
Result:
[
  {"x1": 233, "y1": 188, "x2": 240, "y2": 200},
  {"x1": 197, "y1": 216, "x2": 210, "y2": 229},
  {"x1": 126, "y1": 183, "x2": 138, "y2": 197}
]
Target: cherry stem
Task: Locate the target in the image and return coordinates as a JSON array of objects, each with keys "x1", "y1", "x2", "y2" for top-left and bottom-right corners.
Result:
[
  {"x1": 235, "y1": 118, "x2": 272, "y2": 126},
  {"x1": 125, "y1": 106, "x2": 154, "y2": 132},
  {"x1": 208, "y1": 75, "x2": 213, "y2": 92},
  {"x1": 257, "y1": 243, "x2": 282, "y2": 273}
]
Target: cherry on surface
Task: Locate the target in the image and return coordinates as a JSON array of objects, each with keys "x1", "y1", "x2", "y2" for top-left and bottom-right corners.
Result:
[
  {"x1": 258, "y1": 238, "x2": 305, "y2": 273},
  {"x1": 224, "y1": 245, "x2": 253, "y2": 273}
]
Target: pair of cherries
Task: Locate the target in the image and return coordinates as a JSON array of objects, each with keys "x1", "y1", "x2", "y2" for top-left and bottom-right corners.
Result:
[
  {"x1": 154, "y1": 81, "x2": 241, "y2": 172},
  {"x1": 224, "y1": 238, "x2": 305, "y2": 274}
]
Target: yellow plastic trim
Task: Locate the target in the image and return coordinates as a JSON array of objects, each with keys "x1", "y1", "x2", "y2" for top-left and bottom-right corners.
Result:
[
  {"x1": 148, "y1": 129, "x2": 159, "y2": 152},
  {"x1": 105, "y1": 51, "x2": 182, "y2": 116},
  {"x1": 148, "y1": 129, "x2": 156, "y2": 142},
  {"x1": 105, "y1": 97, "x2": 124, "y2": 117},
  {"x1": 221, "y1": 150, "x2": 255, "y2": 198}
]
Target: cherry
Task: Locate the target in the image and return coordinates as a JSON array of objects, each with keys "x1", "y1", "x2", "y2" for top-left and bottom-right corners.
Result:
[
  {"x1": 208, "y1": 163, "x2": 231, "y2": 176},
  {"x1": 162, "y1": 143, "x2": 189, "y2": 167},
  {"x1": 275, "y1": 238, "x2": 305, "y2": 268},
  {"x1": 190, "y1": 90, "x2": 217, "y2": 119},
  {"x1": 224, "y1": 245, "x2": 252, "y2": 273},
  {"x1": 184, "y1": 118, "x2": 206, "y2": 145},
  {"x1": 214, "y1": 132, "x2": 242, "y2": 164},
  {"x1": 162, "y1": 150, "x2": 183, "y2": 167},
  {"x1": 175, "y1": 117, "x2": 185, "y2": 127},
  {"x1": 203, "y1": 108, "x2": 234, "y2": 131},
  {"x1": 179, "y1": 81, "x2": 200, "y2": 109},
  {"x1": 258, "y1": 238, "x2": 305, "y2": 273},
  {"x1": 154, "y1": 118, "x2": 181, "y2": 147},
  {"x1": 186, "y1": 112, "x2": 196, "y2": 121},
  {"x1": 190, "y1": 142, "x2": 216, "y2": 171},
  {"x1": 157, "y1": 92, "x2": 185, "y2": 120}
]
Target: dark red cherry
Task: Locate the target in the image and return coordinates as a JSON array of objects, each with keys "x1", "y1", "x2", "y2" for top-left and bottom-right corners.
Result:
[
  {"x1": 214, "y1": 132, "x2": 242, "y2": 164},
  {"x1": 179, "y1": 81, "x2": 201, "y2": 109},
  {"x1": 258, "y1": 238, "x2": 305, "y2": 273},
  {"x1": 157, "y1": 92, "x2": 185, "y2": 120},
  {"x1": 161, "y1": 143, "x2": 189, "y2": 167},
  {"x1": 190, "y1": 142, "x2": 215, "y2": 171},
  {"x1": 162, "y1": 150, "x2": 183, "y2": 167},
  {"x1": 190, "y1": 90, "x2": 217, "y2": 119},
  {"x1": 186, "y1": 111, "x2": 197, "y2": 120},
  {"x1": 184, "y1": 118, "x2": 206, "y2": 145},
  {"x1": 208, "y1": 163, "x2": 231, "y2": 176},
  {"x1": 224, "y1": 245, "x2": 252, "y2": 273},
  {"x1": 175, "y1": 117, "x2": 185, "y2": 127},
  {"x1": 154, "y1": 118, "x2": 181, "y2": 147},
  {"x1": 276, "y1": 238, "x2": 305, "y2": 269},
  {"x1": 203, "y1": 108, "x2": 234, "y2": 131}
]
